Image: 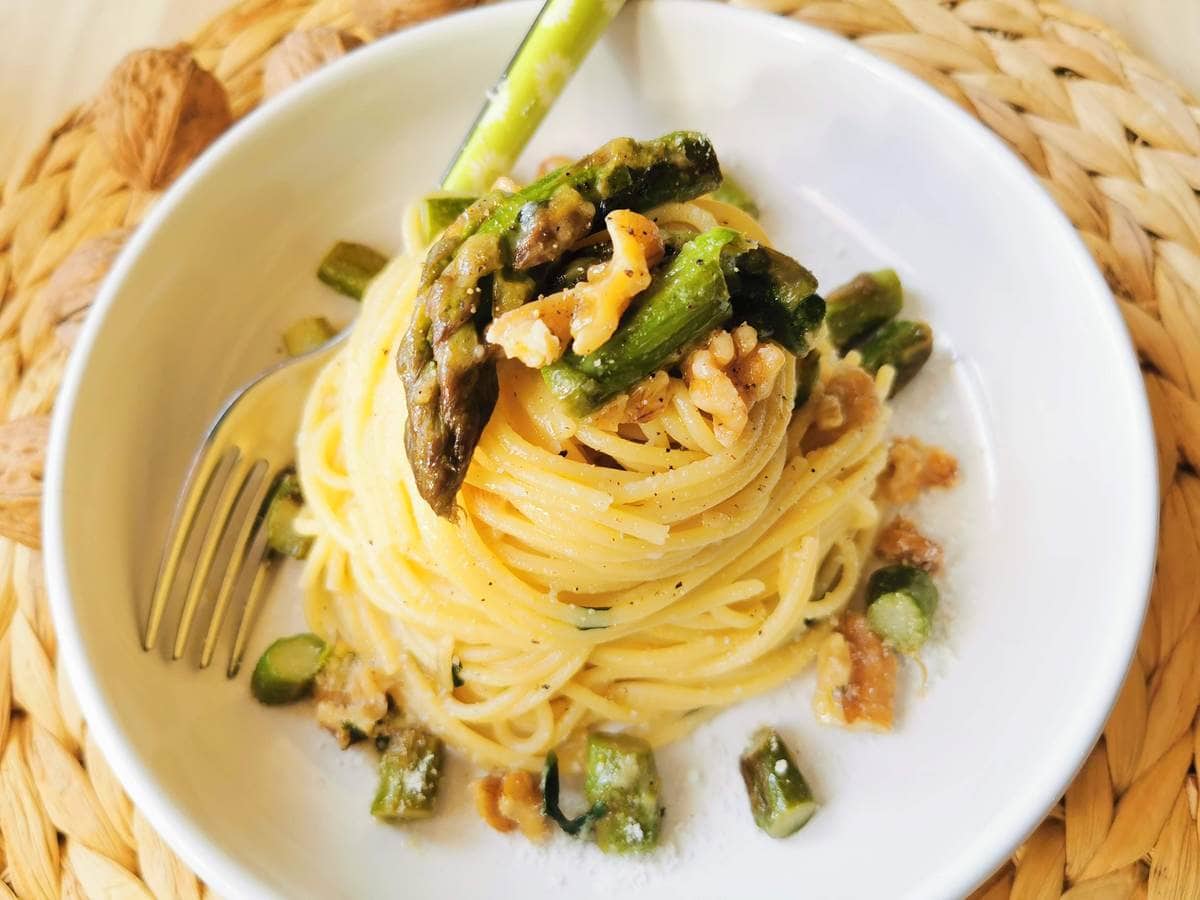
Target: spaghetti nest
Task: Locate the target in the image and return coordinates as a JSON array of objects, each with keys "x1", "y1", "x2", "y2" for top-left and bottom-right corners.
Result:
[{"x1": 297, "y1": 201, "x2": 892, "y2": 770}]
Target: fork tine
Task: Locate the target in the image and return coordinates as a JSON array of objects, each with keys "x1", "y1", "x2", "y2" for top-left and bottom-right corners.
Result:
[
  {"x1": 144, "y1": 445, "x2": 237, "y2": 651},
  {"x1": 199, "y1": 459, "x2": 270, "y2": 669},
  {"x1": 226, "y1": 518, "x2": 275, "y2": 678},
  {"x1": 172, "y1": 453, "x2": 252, "y2": 660}
]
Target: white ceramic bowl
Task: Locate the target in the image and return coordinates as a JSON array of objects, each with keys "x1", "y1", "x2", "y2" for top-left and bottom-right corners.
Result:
[{"x1": 45, "y1": 3, "x2": 1157, "y2": 898}]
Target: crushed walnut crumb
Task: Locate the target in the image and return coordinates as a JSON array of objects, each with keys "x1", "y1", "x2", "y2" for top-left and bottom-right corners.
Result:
[
  {"x1": 876, "y1": 515, "x2": 943, "y2": 572},
  {"x1": 683, "y1": 325, "x2": 788, "y2": 447},
  {"x1": 877, "y1": 436, "x2": 958, "y2": 505},
  {"x1": 473, "y1": 770, "x2": 549, "y2": 841},
  {"x1": 803, "y1": 366, "x2": 880, "y2": 451}
]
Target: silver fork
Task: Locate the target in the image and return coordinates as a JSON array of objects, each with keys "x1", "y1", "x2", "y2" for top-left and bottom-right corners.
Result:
[{"x1": 142, "y1": 333, "x2": 345, "y2": 676}]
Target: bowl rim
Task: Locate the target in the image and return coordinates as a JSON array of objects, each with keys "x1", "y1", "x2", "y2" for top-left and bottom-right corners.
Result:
[{"x1": 43, "y1": 2, "x2": 1159, "y2": 898}]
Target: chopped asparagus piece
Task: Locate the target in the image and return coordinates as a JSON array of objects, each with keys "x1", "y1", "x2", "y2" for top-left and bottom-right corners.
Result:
[
  {"x1": 708, "y1": 175, "x2": 760, "y2": 217},
  {"x1": 739, "y1": 728, "x2": 818, "y2": 838},
  {"x1": 866, "y1": 565, "x2": 939, "y2": 652},
  {"x1": 283, "y1": 316, "x2": 336, "y2": 357},
  {"x1": 540, "y1": 751, "x2": 607, "y2": 836},
  {"x1": 317, "y1": 241, "x2": 388, "y2": 300},
  {"x1": 585, "y1": 732, "x2": 661, "y2": 854},
  {"x1": 857, "y1": 319, "x2": 933, "y2": 394},
  {"x1": 543, "y1": 228, "x2": 740, "y2": 415},
  {"x1": 419, "y1": 194, "x2": 476, "y2": 243},
  {"x1": 398, "y1": 132, "x2": 722, "y2": 518},
  {"x1": 250, "y1": 633, "x2": 329, "y2": 705},
  {"x1": 371, "y1": 727, "x2": 445, "y2": 821},
  {"x1": 795, "y1": 349, "x2": 820, "y2": 409},
  {"x1": 727, "y1": 245, "x2": 823, "y2": 354},
  {"x1": 263, "y1": 472, "x2": 311, "y2": 559},
  {"x1": 825, "y1": 269, "x2": 903, "y2": 349}
]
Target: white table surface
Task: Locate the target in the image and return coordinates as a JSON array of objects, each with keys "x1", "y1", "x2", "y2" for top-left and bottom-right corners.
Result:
[{"x1": 2, "y1": 0, "x2": 1198, "y2": 180}]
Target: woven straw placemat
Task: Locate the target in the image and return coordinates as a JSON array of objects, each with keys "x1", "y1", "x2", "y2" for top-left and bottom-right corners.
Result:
[{"x1": 0, "y1": 0, "x2": 1198, "y2": 896}]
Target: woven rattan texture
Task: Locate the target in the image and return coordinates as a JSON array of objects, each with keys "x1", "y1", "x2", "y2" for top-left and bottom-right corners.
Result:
[{"x1": 0, "y1": 0, "x2": 1198, "y2": 896}]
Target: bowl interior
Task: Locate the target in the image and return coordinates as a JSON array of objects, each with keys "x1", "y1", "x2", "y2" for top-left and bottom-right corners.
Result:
[{"x1": 46, "y1": 3, "x2": 1156, "y2": 898}]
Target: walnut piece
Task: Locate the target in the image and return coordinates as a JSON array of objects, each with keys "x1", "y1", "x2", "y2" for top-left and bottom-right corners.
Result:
[
  {"x1": 802, "y1": 366, "x2": 881, "y2": 452},
  {"x1": 94, "y1": 45, "x2": 232, "y2": 191},
  {"x1": 877, "y1": 436, "x2": 959, "y2": 505},
  {"x1": 262, "y1": 29, "x2": 364, "y2": 99},
  {"x1": 314, "y1": 652, "x2": 389, "y2": 748},
  {"x1": 474, "y1": 771, "x2": 548, "y2": 841},
  {"x1": 683, "y1": 325, "x2": 787, "y2": 447},
  {"x1": 353, "y1": 0, "x2": 480, "y2": 36},
  {"x1": 876, "y1": 515, "x2": 943, "y2": 572},
  {"x1": 486, "y1": 211, "x2": 664, "y2": 366}
]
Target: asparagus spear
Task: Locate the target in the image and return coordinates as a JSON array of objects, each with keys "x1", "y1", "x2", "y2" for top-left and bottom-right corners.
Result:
[
  {"x1": 585, "y1": 732, "x2": 662, "y2": 854},
  {"x1": 317, "y1": 241, "x2": 389, "y2": 300},
  {"x1": 371, "y1": 726, "x2": 445, "y2": 821},
  {"x1": 865, "y1": 564, "x2": 939, "y2": 652},
  {"x1": 263, "y1": 472, "x2": 311, "y2": 559},
  {"x1": 739, "y1": 728, "x2": 818, "y2": 838},
  {"x1": 824, "y1": 269, "x2": 903, "y2": 349},
  {"x1": 727, "y1": 244, "x2": 823, "y2": 354},
  {"x1": 398, "y1": 132, "x2": 722, "y2": 517},
  {"x1": 857, "y1": 319, "x2": 934, "y2": 394},
  {"x1": 283, "y1": 316, "x2": 336, "y2": 357},
  {"x1": 250, "y1": 633, "x2": 329, "y2": 705},
  {"x1": 542, "y1": 227, "x2": 741, "y2": 415}
]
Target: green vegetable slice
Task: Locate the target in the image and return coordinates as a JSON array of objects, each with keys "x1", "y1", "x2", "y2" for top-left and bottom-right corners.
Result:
[
  {"x1": 739, "y1": 727, "x2": 818, "y2": 838},
  {"x1": 317, "y1": 241, "x2": 388, "y2": 300},
  {"x1": 419, "y1": 194, "x2": 476, "y2": 243},
  {"x1": 371, "y1": 727, "x2": 444, "y2": 821},
  {"x1": 585, "y1": 732, "x2": 662, "y2": 854},
  {"x1": 283, "y1": 316, "x2": 336, "y2": 357},
  {"x1": 250, "y1": 633, "x2": 329, "y2": 705},
  {"x1": 263, "y1": 471, "x2": 311, "y2": 559},
  {"x1": 865, "y1": 564, "x2": 939, "y2": 652},
  {"x1": 824, "y1": 269, "x2": 903, "y2": 349},
  {"x1": 857, "y1": 319, "x2": 933, "y2": 394}
]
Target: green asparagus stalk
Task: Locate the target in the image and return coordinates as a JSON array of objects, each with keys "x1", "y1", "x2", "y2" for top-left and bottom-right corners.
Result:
[
  {"x1": 543, "y1": 227, "x2": 741, "y2": 415},
  {"x1": 250, "y1": 633, "x2": 329, "y2": 705},
  {"x1": 283, "y1": 316, "x2": 336, "y2": 357},
  {"x1": 317, "y1": 241, "x2": 389, "y2": 300},
  {"x1": 794, "y1": 349, "x2": 821, "y2": 409},
  {"x1": 418, "y1": 194, "x2": 476, "y2": 244},
  {"x1": 441, "y1": 0, "x2": 629, "y2": 193},
  {"x1": 728, "y1": 245, "x2": 823, "y2": 354},
  {"x1": 865, "y1": 564, "x2": 939, "y2": 652},
  {"x1": 824, "y1": 269, "x2": 903, "y2": 349},
  {"x1": 399, "y1": 133, "x2": 722, "y2": 517},
  {"x1": 708, "y1": 174, "x2": 760, "y2": 217},
  {"x1": 585, "y1": 732, "x2": 662, "y2": 854},
  {"x1": 857, "y1": 319, "x2": 934, "y2": 393},
  {"x1": 263, "y1": 472, "x2": 311, "y2": 559},
  {"x1": 371, "y1": 727, "x2": 445, "y2": 821},
  {"x1": 739, "y1": 728, "x2": 818, "y2": 838}
]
